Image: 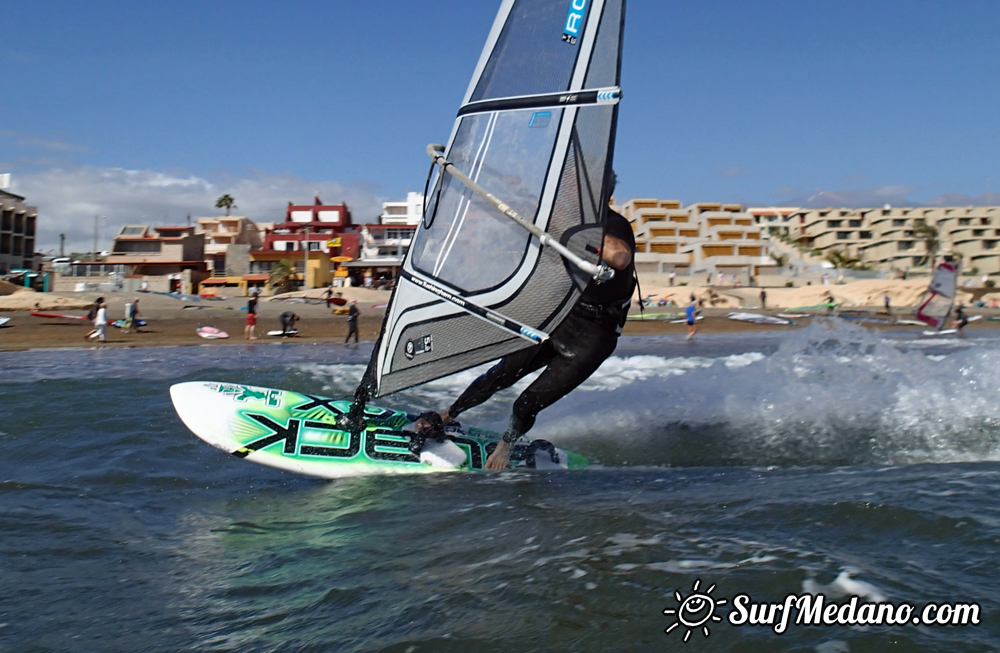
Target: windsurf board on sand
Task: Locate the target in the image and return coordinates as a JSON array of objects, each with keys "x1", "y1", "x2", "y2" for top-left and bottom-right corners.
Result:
[
  {"x1": 727, "y1": 312, "x2": 794, "y2": 325},
  {"x1": 267, "y1": 329, "x2": 298, "y2": 337},
  {"x1": 170, "y1": 382, "x2": 586, "y2": 477},
  {"x1": 196, "y1": 326, "x2": 228, "y2": 339},
  {"x1": 31, "y1": 311, "x2": 87, "y2": 321},
  {"x1": 0, "y1": 317, "x2": 10, "y2": 327},
  {"x1": 171, "y1": 0, "x2": 623, "y2": 476}
]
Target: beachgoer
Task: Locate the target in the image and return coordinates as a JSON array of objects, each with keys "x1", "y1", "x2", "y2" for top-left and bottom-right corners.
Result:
[
  {"x1": 883, "y1": 295, "x2": 891, "y2": 315},
  {"x1": 953, "y1": 302, "x2": 969, "y2": 336},
  {"x1": 345, "y1": 300, "x2": 360, "y2": 343},
  {"x1": 759, "y1": 289, "x2": 767, "y2": 311},
  {"x1": 430, "y1": 207, "x2": 635, "y2": 470},
  {"x1": 669, "y1": 271, "x2": 676, "y2": 287},
  {"x1": 244, "y1": 294, "x2": 258, "y2": 340},
  {"x1": 124, "y1": 298, "x2": 140, "y2": 332},
  {"x1": 90, "y1": 298, "x2": 107, "y2": 343},
  {"x1": 140, "y1": 280, "x2": 149, "y2": 292},
  {"x1": 825, "y1": 294, "x2": 835, "y2": 313},
  {"x1": 279, "y1": 311, "x2": 299, "y2": 336},
  {"x1": 84, "y1": 298, "x2": 102, "y2": 339},
  {"x1": 685, "y1": 297, "x2": 698, "y2": 340},
  {"x1": 324, "y1": 285, "x2": 334, "y2": 308}
]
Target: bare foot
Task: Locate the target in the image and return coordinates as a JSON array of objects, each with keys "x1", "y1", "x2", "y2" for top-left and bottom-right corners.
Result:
[{"x1": 485, "y1": 440, "x2": 511, "y2": 470}]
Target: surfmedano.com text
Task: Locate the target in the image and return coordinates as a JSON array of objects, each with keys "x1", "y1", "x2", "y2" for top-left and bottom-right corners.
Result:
[{"x1": 728, "y1": 593, "x2": 981, "y2": 634}]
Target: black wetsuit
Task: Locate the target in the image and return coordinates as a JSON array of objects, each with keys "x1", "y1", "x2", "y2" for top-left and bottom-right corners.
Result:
[
  {"x1": 956, "y1": 305, "x2": 969, "y2": 329},
  {"x1": 279, "y1": 311, "x2": 296, "y2": 335},
  {"x1": 447, "y1": 210, "x2": 636, "y2": 442},
  {"x1": 345, "y1": 304, "x2": 360, "y2": 343}
]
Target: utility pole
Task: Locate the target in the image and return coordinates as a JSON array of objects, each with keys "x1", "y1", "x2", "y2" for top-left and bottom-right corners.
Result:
[
  {"x1": 59, "y1": 233, "x2": 65, "y2": 258},
  {"x1": 93, "y1": 215, "x2": 99, "y2": 262},
  {"x1": 303, "y1": 224, "x2": 310, "y2": 289}
]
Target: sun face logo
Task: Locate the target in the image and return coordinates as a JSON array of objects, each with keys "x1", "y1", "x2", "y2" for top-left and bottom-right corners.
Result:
[{"x1": 663, "y1": 579, "x2": 727, "y2": 642}]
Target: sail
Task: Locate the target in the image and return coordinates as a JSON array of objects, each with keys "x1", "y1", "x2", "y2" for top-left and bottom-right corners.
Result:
[
  {"x1": 915, "y1": 260, "x2": 959, "y2": 331},
  {"x1": 369, "y1": 0, "x2": 626, "y2": 397}
]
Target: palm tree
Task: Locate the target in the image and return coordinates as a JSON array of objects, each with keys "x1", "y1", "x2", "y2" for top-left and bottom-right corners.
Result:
[
  {"x1": 913, "y1": 219, "x2": 939, "y2": 268},
  {"x1": 268, "y1": 259, "x2": 296, "y2": 294},
  {"x1": 215, "y1": 194, "x2": 237, "y2": 216},
  {"x1": 824, "y1": 248, "x2": 860, "y2": 271}
]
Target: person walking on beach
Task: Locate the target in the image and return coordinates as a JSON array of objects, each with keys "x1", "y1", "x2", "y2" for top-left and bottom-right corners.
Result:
[
  {"x1": 324, "y1": 285, "x2": 334, "y2": 308},
  {"x1": 244, "y1": 293, "x2": 258, "y2": 340},
  {"x1": 424, "y1": 203, "x2": 635, "y2": 471},
  {"x1": 759, "y1": 289, "x2": 767, "y2": 311},
  {"x1": 345, "y1": 300, "x2": 360, "y2": 343},
  {"x1": 883, "y1": 295, "x2": 892, "y2": 315},
  {"x1": 279, "y1": 311, "x2": 299, "y2": 337},
  {"x1": 87, "y1": 297, "x2": 108, "y2": 343},
  {"x1": 84, "y1": 297, "x2": 103, "y2": 340},
  {"x1": 124, "y1": 298, "x2": 140, "y2": 333},
  {"x1": 669, "y1": 271, "x2": 676, "y2": 287},
  {"x1": 685, "y1": 297, "x2": 698, "y2": 340}
]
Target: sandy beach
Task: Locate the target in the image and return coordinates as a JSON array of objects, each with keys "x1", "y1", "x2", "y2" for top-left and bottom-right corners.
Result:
[{"x1": 1, "y1": 278, "x2": 997, "y2": 351}]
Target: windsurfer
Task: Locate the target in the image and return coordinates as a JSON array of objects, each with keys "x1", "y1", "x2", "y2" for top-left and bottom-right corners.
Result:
[
  {"x1": 953, "y1": 302, "x2": 969, "y2": 335},
  {"x1": 431, "y1": 208, "x2": 636, "y2": 470}
]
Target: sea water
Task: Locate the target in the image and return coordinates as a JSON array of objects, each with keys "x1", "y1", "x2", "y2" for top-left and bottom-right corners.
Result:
[{"x1": 1, "y1": 321, "x2": 998, "y2": 651}]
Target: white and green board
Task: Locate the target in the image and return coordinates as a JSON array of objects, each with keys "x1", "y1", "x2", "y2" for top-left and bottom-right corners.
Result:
[{"x1": 171, "y1": 381, "x2": 587, "y2": 478}]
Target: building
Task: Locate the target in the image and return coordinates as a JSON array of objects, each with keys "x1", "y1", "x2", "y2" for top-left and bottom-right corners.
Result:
[
  {"x1": 788, "y1": 205, "x2": 1000, "y2": 275},
  {"x1": 618, "y1": 199, "x2": 773, "y2": 282},
  {"x1": 379, "y1": 192, "x2": 425, "y2": 226},
  {"x1": 0, "y1": 189, "x2": 37, "y2": 274},
  {"x1": 59, "y1": 224, "x2": 208, "y2": 293},
  {"x1": 248, "y1": 196, "x2": 355, "y2": 292},
  {"x1": 195, "y1": 215, "x2": 263, "y2": 295}
]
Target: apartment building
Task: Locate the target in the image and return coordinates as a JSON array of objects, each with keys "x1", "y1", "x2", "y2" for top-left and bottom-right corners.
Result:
[
  {"x1": 789, "y1": 205, "x2": 1000, "y2": 274},
  {"x1": 617, "y1": 198, "x2": 773, "y2": 280},
  {"x1": 0, "y1": 189, "x2": 37, "y2": 274}
]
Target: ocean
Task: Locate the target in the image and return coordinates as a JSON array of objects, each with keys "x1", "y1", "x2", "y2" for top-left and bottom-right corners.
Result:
[{"x1": 1, "y1": 320, "x2": 998, "y2": 651}]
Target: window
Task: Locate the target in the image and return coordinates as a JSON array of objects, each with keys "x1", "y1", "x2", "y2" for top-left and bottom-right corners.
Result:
[
  {"x1": 959, "y1": 218, "x2": 972, "y2": 225},
  {"x1": 836, "y1": 231, "x2": 851, "y2": 240},
  {"x1": 859, "y1": 231, "x2": 872, "y2": 238},
  {"x1": 897, "y1": 241, "x2": 914, "y2": 251},
  {"x1": 892, "y1": 219, "x2": 906, "y2": 227},
  {"x1": 848, "y1": 220, "x2": 862, "y2": 227},
  {"x1": 984, "y1": 241, "x2": 997, "y2": 250},
  {"x1": 827, "y1": 220, "x2": 843, "y2": 228},
  {"x1": 973, "y1": 229, "x2": 986, "y2": 237}
]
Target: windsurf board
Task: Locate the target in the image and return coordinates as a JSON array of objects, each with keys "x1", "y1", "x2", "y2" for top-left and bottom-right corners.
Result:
[
  {"x1": 196, "y1": 326, "x2": 228, "y2": 339},
  {"x1": 267, "y1": 329, "x2": 298, "y2": 337},
  {"x1": 0, "y1": 317, "x2": 10, "y2": 327},
  {"x1": 170, "y1": 382, "x2": 587, "y2": 477},
  {"x1": 30, "y1": 311, "x2": 87, "y2": 321}
]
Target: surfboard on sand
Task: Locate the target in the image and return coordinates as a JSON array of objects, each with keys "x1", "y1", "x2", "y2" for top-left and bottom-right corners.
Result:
[
  {"x1": 170, "y1": 382, "x2": 587, "y2": 477},
  {"x1": 196, "y1": 326, "x2": 229, "y2": 339}
]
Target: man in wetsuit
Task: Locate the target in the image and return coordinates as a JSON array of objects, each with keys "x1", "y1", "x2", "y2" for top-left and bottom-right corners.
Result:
[
  {"x1": 279, "y1": 311, "x2": 299, "y2": 337},
  {"x1": 435, "y1": 207, "x2": 636, "y2": 470},
  {"x1": 953, "y1": 302, "x2": 969, "y2": 336},
  {"x1": 345, "y1": 300, "x2": 360, "y2": 343}
]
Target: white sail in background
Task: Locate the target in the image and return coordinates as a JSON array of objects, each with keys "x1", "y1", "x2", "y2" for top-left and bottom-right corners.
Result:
[
  {"x1": 915, "y1": 260, "x2": 959, "y2": 331},
  {"x1": 368, "y1": 0, "x2": 627, "y2": 397}
]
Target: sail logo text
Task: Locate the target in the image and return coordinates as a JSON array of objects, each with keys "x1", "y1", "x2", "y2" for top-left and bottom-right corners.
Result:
[{"x1": 562, "y1": 0, "x2": 588, "y2": 44}]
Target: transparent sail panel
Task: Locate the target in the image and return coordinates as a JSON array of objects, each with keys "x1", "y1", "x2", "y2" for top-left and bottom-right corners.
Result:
[
  {"x1": 412, "y1": 109, "x2": 563, "y2": 293},
  {"x1": 471, "y1": 0, "x2": 585, "y2": 102}
]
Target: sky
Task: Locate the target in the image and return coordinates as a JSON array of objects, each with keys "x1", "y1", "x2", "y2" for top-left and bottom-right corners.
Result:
[{"x1": 2, "y1": 0, "x2": 999, "y2": 253}]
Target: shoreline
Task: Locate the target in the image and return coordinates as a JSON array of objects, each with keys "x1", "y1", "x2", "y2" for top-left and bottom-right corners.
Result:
[{"x1": 2, "y1": 282, "x2": 997, "y2": 352}]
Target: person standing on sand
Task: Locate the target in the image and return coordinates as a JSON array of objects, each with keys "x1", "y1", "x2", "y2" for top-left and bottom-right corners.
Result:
[
  {"x1": 244, "y1": 294, "x2": 258, "y2": 340},
  {"x1": 760, "y1": 289, "x2": 767, "y2": 311},
  {"x1": 84, "y1": 298, "x2": 102, "y2": 340},
  {"x1": 324, "y1": 285, "x2": 334, "y2": 308},
  {"x1": 669, "y1": 271, "x2": 675, "y2": 286},
  {"x1": 345, "y1": 300, "x2": 360, "y2": 343},
  {"x1": 685, "y1": 297, "x2": 698, "y2": 340},
  {"x1": 884, "y1": 295, "x2": 891, "y2": 315}
]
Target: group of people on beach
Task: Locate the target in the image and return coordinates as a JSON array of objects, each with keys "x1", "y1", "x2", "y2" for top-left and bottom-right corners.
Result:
[
  {"x1": 242, "y1": 286, "x2": 360, "y2": 343},
  {"x1": 84, "y1": 297, "x2": 141, "y2": 342}
]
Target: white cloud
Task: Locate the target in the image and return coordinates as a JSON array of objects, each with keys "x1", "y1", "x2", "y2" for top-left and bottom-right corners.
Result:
[{"x1": 8, "y1": 166, "x2": 387, "y2": 254}]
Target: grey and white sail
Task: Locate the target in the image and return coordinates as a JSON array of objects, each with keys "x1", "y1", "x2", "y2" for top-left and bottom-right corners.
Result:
[
  {"x1": 915, "y1": 260, "x2": 959, "y2": 331},
  {"x1": 372, "y1": 0, "x2": 626, "y2": 397}
]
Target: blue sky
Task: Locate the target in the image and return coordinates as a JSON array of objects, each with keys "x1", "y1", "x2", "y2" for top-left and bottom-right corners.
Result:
[{"x1": 2, "y1": 0, "x2": 998, "y2": 252}]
